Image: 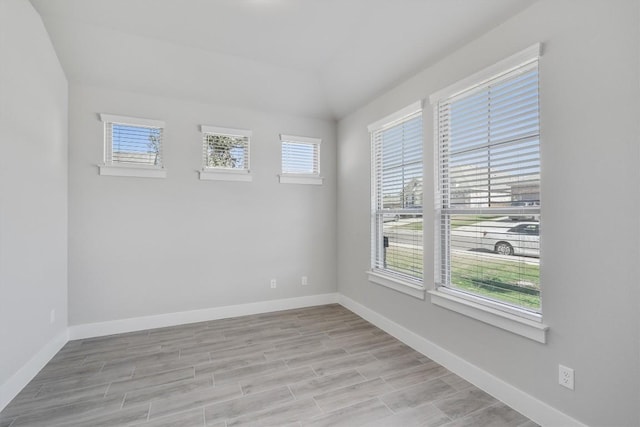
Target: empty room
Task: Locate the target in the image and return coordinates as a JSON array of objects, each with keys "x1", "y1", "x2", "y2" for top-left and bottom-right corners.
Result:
[{"x1": 1, "y1": 0, "x2": 639, "y2": 426}]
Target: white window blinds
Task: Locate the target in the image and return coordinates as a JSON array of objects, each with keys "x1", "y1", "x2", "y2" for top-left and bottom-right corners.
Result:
[
  {"x1": 201, "y1": 126, "x2": 251, "y2": 171},
  {"x1": 280, "y1": 135, "x2": 320, "y2": 175},
  {"x1": 101, "y1": 114, "x2": 165, "y2": 168},
  {"x1": 433, "y1": 51, "x2": 541, "y2": 313},
  {"x1": 370, "y1": 107, "x2": 423, "y2": 283}
]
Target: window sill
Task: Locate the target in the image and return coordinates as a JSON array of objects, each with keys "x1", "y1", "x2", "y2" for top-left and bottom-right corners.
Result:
[
  {"x1": 278, "y1": 174, "x2": 324, "y2": 185},
  {"x1": 199, "y1": 169, "x2": 252, "y2": 182},
  {"x1": 367, "y1": 271, "x2": 425, "y2": 300},
  {"x1": 99, "y1": 164, "x2": 166, "y2": 178},
  {"x1": 429, "y1": 288, "x2": 548, "y2": 343}
]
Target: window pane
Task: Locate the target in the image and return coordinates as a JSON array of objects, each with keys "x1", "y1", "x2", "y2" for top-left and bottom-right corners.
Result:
[
  {"x1": 376, "y1": 213, "x2": 423, "y2": 280},
  {"x1": 111, "y1": 124, "x2": 162, "y2": 166},
  {"x1": 380, "y1": 117, "x2": 423, "y2": 209},
  {"x1": 282, "y1": 142, "x2": 318, "y2": 174},
  {"x1": 437, "y1": 62, "x2": 540, "y2": 313},
  {"x1": 371, "y1": 110, "x2": 423, "y2": 283},
  {"x1": 448, "y1": 72, "x2": 540, "y2": 209},
  {"x1": 448, "y1": 138, "x2": 540, "y2": 208},
  {"x1": 445, "y1": 214, "x2": 540, "y2": 310},
  {"x1": 204, "y1": 134, "x2": 249, "y2": 169}
]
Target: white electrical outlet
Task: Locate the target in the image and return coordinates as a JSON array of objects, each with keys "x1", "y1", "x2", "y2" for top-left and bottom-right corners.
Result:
[
  {"x1": 559, "y1": 365, "x2": 574, "y2": 390},
  {"x1": 270, "y1": 279, "x2": 277, "y2": 289},
  {"x1": 301, "y1": 276, "x2": 308, "y2": 286},
  {"x1": 50, "y1": 309, "x2": 56, "y2": 325}
]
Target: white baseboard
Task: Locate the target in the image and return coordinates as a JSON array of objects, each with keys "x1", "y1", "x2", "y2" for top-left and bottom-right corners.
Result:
[
  {"x1": 0, "y1": 329, "x2": 68, "y2": 412},
  {"x1": 338, "y1": 294, "x2": 586, "y2": 427},
  {"x1": 68, "y1": 293, "x2": 339, "y2": 340},
  {"x1": 1, "y1": 294, "x2": 339, "y2": 411}
]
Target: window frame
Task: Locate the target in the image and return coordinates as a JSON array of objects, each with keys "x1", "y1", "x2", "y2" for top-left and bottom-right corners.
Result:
[
  {"x1": 99, "y1": 113, "x2": 167, "y2": 178},
  {"x1": 428, "y1": 44, "x2": 548, "y2": 343},
  {"x1": 367, "y1": 101, "x2": 425, "y2": 299},
  {"x1": 199, "y1": 125, "x2": 252, "y2": 182},
  {"x1": 278, "y1": 134, "x2": 323, "y2": 185}
]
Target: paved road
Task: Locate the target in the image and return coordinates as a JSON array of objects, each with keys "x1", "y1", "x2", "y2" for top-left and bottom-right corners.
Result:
[
  {"x1": 451, "y1": 248, "x2": 539, "y2": 266},
  {"x1": 384, "y1": 218, "x2": 423, "y2": 248},
  {"x1": 384, "y1": 217, "x2": 538, "y2": 265}
]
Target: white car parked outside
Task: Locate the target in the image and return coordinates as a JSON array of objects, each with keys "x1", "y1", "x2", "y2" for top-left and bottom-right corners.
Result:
[{"x1": 482, "y1": 222, "x2": 539, "y2": 257}]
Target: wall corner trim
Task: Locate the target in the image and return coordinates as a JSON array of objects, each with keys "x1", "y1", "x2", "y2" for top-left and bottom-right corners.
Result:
[
  {"x1": 0, "y1": 329, "x2": 69, "y2": 412},
  {"x1": 337, "y1": 294, "x2": 587, "y2": 427},
  {"x1": 68, "y1": 293, "x2": 339, "y2": 340}
]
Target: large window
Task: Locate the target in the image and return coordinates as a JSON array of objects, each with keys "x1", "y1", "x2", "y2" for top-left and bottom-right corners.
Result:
[
  {"x1": 368, "y1": 102, "x2": 424, "y2": 296},
  {"x1": 99, "y1": 114, "x2": 166, "y2": 178},
  {"x1": 431, "y1": 45, "x2": 542, "y2": 324}
]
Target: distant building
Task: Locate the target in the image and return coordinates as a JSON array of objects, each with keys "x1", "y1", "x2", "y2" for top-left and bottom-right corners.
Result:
[
  {"x1": 403, "y1": 178, "x2": 423, "y2": 208},
  {"x1": 449, "y1": 165, "x2": 539, "y2": 207},
  {"x1": 382, "y1": 178, "x2": 423, "y2": 209}
]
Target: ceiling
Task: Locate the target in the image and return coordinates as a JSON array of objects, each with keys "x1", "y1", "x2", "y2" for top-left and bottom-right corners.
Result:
[{"x1": 30, "y1": 0, "x2": 536, "y2": 120}]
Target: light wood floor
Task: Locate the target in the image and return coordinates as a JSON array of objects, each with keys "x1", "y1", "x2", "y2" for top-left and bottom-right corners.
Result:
[{"x1": 0, "y1": 304, "x2": 537, "y2": 426}]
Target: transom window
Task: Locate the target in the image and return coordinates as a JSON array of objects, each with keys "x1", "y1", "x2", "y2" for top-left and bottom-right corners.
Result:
[
  {"x1": 280, "y1": 135, "x2": 320, "y2": 175},
  {"x1": 99, "y1": 114, "x2": 166, "y2": 178},
  {"x1": 100, "y1": 114, "x2": 165, "y2": 168},
  {"x1": 279, "y1": 134, "x2": 323, "y2": 185},
  {"x1": 201, "y1": 126, "x2": 251, "y2": 171}
]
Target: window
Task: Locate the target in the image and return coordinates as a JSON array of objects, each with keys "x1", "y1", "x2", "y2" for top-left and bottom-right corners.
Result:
[
  {"x1": 430, "y1": 44, "x2": 547, "y2": 342},
  {"x1": 368, "y1": 102, "x2": 424, "y2": 299},
  {"x1": 99, "y1": 114, "x2": 166, "y2": 178},
  {"x1": 279, "y1": 134, "x2": 323, "y2": 185},
  {"x1": 199, "y1": 125, "x2": 252, "y2": 182}
]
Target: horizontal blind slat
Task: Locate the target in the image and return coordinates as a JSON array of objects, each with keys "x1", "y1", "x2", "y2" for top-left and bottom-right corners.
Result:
[
  {"x1": 371, "y1": 110, "x2": 423, "y2": 281},
  {"x1": 106, "y1": 122, "x2": 163, "y2": 167},
  {"x1": 203, "y1": 132, "x2": 250, "y2": 170},
  {"x1": 282, "y1": 140, "x2": 319, "y2": 174}
]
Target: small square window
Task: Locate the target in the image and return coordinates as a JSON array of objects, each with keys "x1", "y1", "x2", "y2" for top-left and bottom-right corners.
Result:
[
  {"x1": 279, "y1": 134, "x2": 323, "y2": 185},
  {"x1": 199, "y1": 126, "x2": 252, "y2": 182},
  {"x1": 99, "y1": 114, "x2": 166, "y2": 178}
]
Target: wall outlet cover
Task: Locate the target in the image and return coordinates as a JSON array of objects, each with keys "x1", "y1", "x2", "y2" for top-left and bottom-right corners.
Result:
[{"x1": 558, "y1": 364, "x2": 574, "y2": 390}]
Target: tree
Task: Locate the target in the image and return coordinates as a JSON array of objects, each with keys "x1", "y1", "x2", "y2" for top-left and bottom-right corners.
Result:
[
  {"x1": 148, "y1": 131, "x2": 161, "y2": 166},
  {"x1": 206, "y1": 134, "x2": 244, "y2": 168}
]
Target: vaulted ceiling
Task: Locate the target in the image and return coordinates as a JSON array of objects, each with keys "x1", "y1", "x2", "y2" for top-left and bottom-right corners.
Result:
[{"x1": 30, "y1": 0, "x2": 536, "y2": 120}]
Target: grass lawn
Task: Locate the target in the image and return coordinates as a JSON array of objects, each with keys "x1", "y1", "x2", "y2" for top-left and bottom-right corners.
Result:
[
  {"x1": 395, "y1": 215, "x2": 503, "y2": 231},
  {"x1": 398, "y1": 221, "x2": 423, "y2": 231},
  {"x1": 385, "y1": 244, "x2": 423, "y2": 280},
  {"x1": 450, "y1": 215, "x2": 502, "y2": 229},
  {"x1": 385, "y1": 244, "x2": 540, "y2": 310},
  {"x1": 450, "y1": 251, "x2": 540, "y2": 310}
]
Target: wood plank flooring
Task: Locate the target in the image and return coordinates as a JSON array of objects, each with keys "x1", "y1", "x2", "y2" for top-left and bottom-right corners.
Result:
[{"x1": 0, "y1": 304, "x2": 537, "y2": 426}]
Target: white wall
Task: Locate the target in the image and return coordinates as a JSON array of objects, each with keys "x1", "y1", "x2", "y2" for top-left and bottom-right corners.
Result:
[
  {"x1": 67, "y1": 85, "x2": 337, "y2": 325},
  {"x1": 337, "y1": 1, "x2": 640, "y2": 425},
  {"x1": 0, "y1": 0, "x2": 68, "y2": 401}
]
